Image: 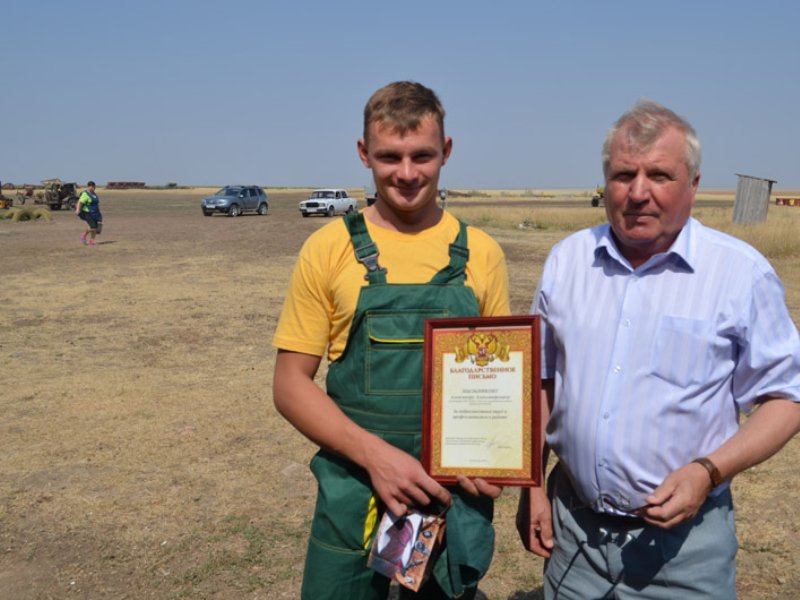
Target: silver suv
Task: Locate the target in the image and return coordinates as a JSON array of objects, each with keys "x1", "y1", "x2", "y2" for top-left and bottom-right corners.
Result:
[{"x1": 201, "y1": 186, "x2": 269, "y2": 217}]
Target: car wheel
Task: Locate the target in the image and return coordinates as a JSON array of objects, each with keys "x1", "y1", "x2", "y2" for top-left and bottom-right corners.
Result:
[
  {"x1": 257, "y1": 203, "x2": 268, "y2": 215},
  {"x1": 301, "y1": 212, "x2": 309, "y2": 218},
  {"x1": 327, "y1": 205, "x2": 335, "y2": 217},
  {"x1": 228, "y1": 204, "x2": 241, "y2": 217},
  {"x1": 203, "y1": 210, "x2": 213, "y2": 217},
  {"x1": 346, "y1": 204, "x2": 355, "y2": 214}
]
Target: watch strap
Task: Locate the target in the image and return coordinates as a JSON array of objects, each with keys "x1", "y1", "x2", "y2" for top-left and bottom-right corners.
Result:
[{"x1": 692, "y1": 457, "x2": 723, "y2": 488}]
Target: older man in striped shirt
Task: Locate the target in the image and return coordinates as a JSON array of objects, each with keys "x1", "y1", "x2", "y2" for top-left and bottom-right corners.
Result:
[{"x1": 517, "y1": 100, "x2": 800, "y2": 599}]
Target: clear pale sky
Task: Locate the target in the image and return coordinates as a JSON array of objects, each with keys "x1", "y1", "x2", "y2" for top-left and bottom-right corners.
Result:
[{"x1": 3, "y1": 0, "x2": 799, "y2": 189}]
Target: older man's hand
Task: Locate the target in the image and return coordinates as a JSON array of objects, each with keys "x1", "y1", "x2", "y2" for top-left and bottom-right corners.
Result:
[
  {"x1": 516, "y1": 486, "x2": 554, "y2": 557},
  {"x1": 639, "y1": 462, "x2": 713, "y2": 528}
]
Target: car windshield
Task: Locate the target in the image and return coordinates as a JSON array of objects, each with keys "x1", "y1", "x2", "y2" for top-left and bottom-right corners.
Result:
[
  {"x1": 311, "y1": 191, "x2": 334, "y2": 199},
  {"x1": 215, "y1": 187, "x2": 242, "y2": 197}
]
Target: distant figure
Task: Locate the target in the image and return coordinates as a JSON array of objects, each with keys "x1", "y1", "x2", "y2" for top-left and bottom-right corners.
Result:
[
  {"x1": 76, "y1": 181, "x2": 103, "y2": 246},
  {"x1": 20, "y1": 185, "x2": 34, "y2": 205},
  {"x1": 517, "y1": 99, "x2": 800, "y2": 599}
]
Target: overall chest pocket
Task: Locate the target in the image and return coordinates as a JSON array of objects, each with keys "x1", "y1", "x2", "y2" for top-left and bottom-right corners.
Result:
[{"x1": 365, "y1": 310, "x2": 448, "y2": 395}]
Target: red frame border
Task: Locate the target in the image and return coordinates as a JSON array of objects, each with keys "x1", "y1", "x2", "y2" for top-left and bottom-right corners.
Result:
[{"x1": 422, "y1": 315, "x2": 541, "y2": 486}]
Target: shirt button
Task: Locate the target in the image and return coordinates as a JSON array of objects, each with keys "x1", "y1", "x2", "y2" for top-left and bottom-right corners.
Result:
[
  {"x1": 612, "y1": 365, "x2": 621, "y2": 374},
  {"x1": 603, "y1": 412, "x2": 610, "y2": 419},
  {"x1": 623, "y1": 319, "x2": 631, "y2": 327}
]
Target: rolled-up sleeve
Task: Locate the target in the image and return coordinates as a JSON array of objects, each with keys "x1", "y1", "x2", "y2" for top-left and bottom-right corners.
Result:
[
  {"x1": 531, "y1": 251, "x2": 557, "y2": 380},
  {"x1": 733, "y1": 268, "x2": 800, "y2": 412}
]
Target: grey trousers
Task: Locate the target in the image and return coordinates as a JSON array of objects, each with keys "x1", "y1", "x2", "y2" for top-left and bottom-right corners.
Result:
[{"x1": 545, "y1": 470, "x2": 737, "y2": 599}]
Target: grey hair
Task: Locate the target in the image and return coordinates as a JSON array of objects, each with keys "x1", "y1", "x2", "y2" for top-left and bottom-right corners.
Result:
[{"x1": 602, "y1": 99, "x2": 702, "y2": 180}]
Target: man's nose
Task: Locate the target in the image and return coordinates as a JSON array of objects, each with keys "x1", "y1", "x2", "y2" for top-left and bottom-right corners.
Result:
[
  {"x1": 629, "y1": 174, "x2": 651, "y2": 202},
  {"x1": 397, "y1": 158, "x2": 418, "y2": 181}
]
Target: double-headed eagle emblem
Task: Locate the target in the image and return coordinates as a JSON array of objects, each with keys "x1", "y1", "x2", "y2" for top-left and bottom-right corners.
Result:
[{"x1": 454, "y1": 332, "x2": 510, "y2": 367}]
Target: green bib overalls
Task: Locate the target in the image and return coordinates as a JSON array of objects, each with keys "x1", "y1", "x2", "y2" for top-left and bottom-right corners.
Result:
[{"x1": 301, "y1": 213, "x2": 494, "y2": 599}]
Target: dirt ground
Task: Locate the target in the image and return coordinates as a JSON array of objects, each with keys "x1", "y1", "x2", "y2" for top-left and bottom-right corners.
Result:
[{"x1": 1, "y1": 189, "x2": 799, "y2": 599}]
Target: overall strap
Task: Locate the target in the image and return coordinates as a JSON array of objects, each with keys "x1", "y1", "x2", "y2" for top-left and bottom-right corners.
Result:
[
  {"x1": 430, "y1": 220, "x2": 470, "y2": 285},
  {"x1": 344, "y1": 212, "x2": 387, "y2": 285}
]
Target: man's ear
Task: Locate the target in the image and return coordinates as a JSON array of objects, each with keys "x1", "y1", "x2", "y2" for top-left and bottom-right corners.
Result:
[
  {"x1": 357, "y1": 138, "x2": 370, "y2": 168},
  {"x1": 690, "y1": 170, "x2": 701, "y2": 206},
  {"x1": 441, "y1": 136, "x2": 453, "y2": 166}
]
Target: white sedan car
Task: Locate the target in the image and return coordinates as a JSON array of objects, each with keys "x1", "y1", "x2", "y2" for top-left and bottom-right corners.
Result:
[{"x1": 299, "y1": 189, "x2": 357, "y2": 217}]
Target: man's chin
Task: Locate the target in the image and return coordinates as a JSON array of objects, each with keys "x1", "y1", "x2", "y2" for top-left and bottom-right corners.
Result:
[{"x1": 618, "y1": 221, "x2": 657, "y2": 237}]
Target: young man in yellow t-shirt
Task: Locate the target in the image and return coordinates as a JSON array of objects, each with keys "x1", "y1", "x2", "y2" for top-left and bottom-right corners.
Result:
[{"x1": 273, "y1": 81, "x2": 510, "y2": 600}]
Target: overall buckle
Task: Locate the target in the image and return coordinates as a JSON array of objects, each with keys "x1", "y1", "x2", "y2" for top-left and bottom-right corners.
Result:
[{"x1": 354, "y1": 243, "x2": 387, "y2": 280}]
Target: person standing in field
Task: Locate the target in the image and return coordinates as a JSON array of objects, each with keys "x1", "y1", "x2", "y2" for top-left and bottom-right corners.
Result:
[
  {"x1": 272, "y1": 81, "x2": 510, "y2": 599},
  {"x1": 516, "y1": 99, "x2": 800, "y2": 599},
  {"x1": 75, "y1": 180, "x2": 103, "y2": 246}
]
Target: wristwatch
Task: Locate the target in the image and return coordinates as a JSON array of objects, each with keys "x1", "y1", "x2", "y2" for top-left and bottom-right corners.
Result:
[{"x1": 692, "y1": 457, "x2": 723, "y2": 488}]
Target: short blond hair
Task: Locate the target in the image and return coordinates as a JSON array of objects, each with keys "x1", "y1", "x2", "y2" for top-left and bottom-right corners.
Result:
[{"x1": 363, "y1": 81, "x2": 445, "y2": 143}]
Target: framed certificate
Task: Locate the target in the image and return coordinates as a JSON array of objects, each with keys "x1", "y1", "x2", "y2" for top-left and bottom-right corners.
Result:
[{"x1": 422, "y1": 316, "x2": 541, "y2": 486}]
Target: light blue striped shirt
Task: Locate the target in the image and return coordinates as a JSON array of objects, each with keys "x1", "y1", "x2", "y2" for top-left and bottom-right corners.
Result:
[{"x1": 533, "y1": 217, "x2": 800, "y2": 514}]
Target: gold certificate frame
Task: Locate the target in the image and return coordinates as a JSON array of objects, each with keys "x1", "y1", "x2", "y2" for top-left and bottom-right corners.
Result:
[{"x1": 422, "y1": 316, "x2": 541, "y2": 486}]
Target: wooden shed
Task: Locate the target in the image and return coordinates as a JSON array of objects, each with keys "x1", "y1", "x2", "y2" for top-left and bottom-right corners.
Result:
[{"x1": 733, "y1": 173, "x2": 777, "y2": 224}]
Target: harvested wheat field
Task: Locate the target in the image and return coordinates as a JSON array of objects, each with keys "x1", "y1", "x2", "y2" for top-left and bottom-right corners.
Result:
[{"x1": 1, "y1": 188, "x2": 799, "y2": 599}]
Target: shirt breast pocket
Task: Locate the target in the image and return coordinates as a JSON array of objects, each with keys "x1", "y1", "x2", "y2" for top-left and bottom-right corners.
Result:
[{"x1": 650, "y1": 316, "x2": 716, "y2": 388}]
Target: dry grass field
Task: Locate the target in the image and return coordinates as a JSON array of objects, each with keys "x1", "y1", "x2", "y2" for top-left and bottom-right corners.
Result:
[{"x1": 1, "y1": 187, "x2": 799, "y2": 599}]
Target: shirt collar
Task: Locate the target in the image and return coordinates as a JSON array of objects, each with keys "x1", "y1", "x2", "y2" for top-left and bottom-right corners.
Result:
[{"x1": 595, "y1": 217, "x2": 697, "y2": 273}]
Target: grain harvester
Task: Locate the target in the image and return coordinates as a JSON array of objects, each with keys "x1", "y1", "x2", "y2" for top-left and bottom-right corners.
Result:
[{"x1": 591, "y1": 186, "x2": 605, "y2": 207}]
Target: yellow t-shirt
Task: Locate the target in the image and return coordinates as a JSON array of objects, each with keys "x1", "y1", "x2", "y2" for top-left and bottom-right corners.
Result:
[{"x1": 273, "y1": 211, "x2": 510, "y2": 362}]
